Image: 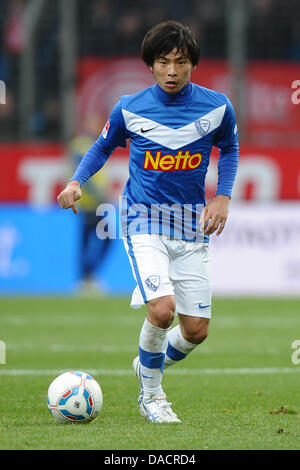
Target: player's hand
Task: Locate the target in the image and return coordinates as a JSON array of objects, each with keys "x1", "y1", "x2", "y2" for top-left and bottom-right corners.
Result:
[
  {"x1": 200, "y1": 195, "x2": 230, "y2": 236},
  {"x1": 57, "y1": 180, "x2": 82, "y2": 214}
]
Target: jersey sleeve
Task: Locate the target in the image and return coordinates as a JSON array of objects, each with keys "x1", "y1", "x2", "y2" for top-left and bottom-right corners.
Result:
[
  {"x1": 212, "y1": 97, "x2": 239, "y2": 198},
  {"x1": 70, "y1": 100, "x2": 127, "y2": 186}
]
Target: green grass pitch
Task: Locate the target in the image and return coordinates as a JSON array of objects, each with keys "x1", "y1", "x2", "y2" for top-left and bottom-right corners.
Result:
[{"x1": 0, "y1": 296, "x2": 299, "y2": 450}]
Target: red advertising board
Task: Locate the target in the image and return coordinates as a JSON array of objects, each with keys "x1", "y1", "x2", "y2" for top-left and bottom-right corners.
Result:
[
  {"x1": 207, "y1": 146, "x2": 300, "y2": 201},
  {"x1": 0, "y1": 142, "x2": 299, "y2": 203},
  {"x1": 1, "y1": 58, "x2": 300, "y2": 204},
  {"x1": 76, "y1": 58, "x2": 300, "y2": 144},
  {"x1": 0, "y1": 142, "x2": 65, "y2": 203}
]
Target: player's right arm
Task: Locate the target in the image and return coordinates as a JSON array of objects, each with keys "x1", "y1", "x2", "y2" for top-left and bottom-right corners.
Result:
[
  {"x1": 57, "y1": 100, "x2": 127, "y2": 213},
  {"x1": 57, "y1": 180, "x2": 82, "y2": 214}
]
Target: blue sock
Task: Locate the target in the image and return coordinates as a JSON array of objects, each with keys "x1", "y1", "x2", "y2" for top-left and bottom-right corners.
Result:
[{"x1": 138, "y1": 318, "x2": 168, "y2": 398}]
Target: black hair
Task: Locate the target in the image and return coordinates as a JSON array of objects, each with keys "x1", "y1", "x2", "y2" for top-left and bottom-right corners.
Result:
[{"x1": 141, "y1": 20, "x2": 200, "y2": 67}]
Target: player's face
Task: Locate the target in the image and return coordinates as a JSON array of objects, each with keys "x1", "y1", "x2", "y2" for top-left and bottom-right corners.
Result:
[{"x1": 150, "y1": 48, "x2": 195, "y2": 94}]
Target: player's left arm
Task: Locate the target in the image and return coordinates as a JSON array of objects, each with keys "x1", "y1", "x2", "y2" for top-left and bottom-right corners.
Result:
[
  {"x1": 200, "y1": 194, "x2": 231, "y2": 236},
  {"x1": 201, "y1": 97, "x2": 239, "y2": 236}
]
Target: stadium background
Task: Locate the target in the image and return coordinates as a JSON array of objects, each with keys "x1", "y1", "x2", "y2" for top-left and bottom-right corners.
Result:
[{"x1": 0, "y1": 0, "x2": 299, "y2": 297}]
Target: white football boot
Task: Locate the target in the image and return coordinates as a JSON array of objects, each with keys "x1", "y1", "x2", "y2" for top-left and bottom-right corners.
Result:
[
  {"x1": 132, "y1": 356, "x2": 143, "y2": 405},
  {"x1": 132, "y1": 356, "x2": 181, "y2": 423},
  {"x1": 139, "y1": 395, "x2": 181, "y2": 423}
]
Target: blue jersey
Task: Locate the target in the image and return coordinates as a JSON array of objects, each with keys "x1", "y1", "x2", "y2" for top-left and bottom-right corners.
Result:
[{"x1": 71, "y1": 82, "x2": 239, "y2": 241}]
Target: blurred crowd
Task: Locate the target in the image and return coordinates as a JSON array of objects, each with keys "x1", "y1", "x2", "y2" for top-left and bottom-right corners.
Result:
[{"x1": 0, "y1": 0, "x2": 299, "y2": 141}]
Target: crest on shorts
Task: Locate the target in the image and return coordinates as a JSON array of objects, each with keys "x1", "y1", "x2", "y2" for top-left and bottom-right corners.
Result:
[
  {"x1": 145, "y1": 275, "x2": 160, "y2": 292},
  {"x1": 195, "y1": 118, "x2": 211, "y2": 137}
]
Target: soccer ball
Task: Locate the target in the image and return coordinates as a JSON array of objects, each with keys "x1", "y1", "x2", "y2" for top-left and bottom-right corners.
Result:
[{"x1": 47, "y1": 371, "x2": 103, "y2": 423}]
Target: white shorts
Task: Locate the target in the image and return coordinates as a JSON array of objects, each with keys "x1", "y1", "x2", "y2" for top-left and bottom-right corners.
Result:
[{"x1": 123, "y1": 234, "x2": 212, "y2": 318}]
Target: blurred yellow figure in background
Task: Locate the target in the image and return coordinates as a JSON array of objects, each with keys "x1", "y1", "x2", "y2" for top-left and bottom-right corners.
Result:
[{"x1": 69, "y1": 114, "x2": 112, "y2": 293}]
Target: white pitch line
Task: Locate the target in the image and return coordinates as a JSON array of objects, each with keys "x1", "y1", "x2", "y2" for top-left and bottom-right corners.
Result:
[{"x1": 0, "y1": 367, "x2": 299, "y2": 376}]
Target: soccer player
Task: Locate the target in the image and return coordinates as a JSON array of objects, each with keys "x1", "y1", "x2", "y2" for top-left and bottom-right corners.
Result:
[{"x1": 57, "y1": 20, "x2": 239, "y2": 423}]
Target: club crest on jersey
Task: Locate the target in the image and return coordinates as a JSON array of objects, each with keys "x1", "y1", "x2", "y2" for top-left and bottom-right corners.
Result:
[
  {"x1": 145, "y1": 275, "x2": 160, "y2": 292},
  {"x1": 102, "y1": 120, "x2": 110, "y2": 139},
  {"x1": 195, "y1": 118, "x2": 211, "y2": 137}
]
